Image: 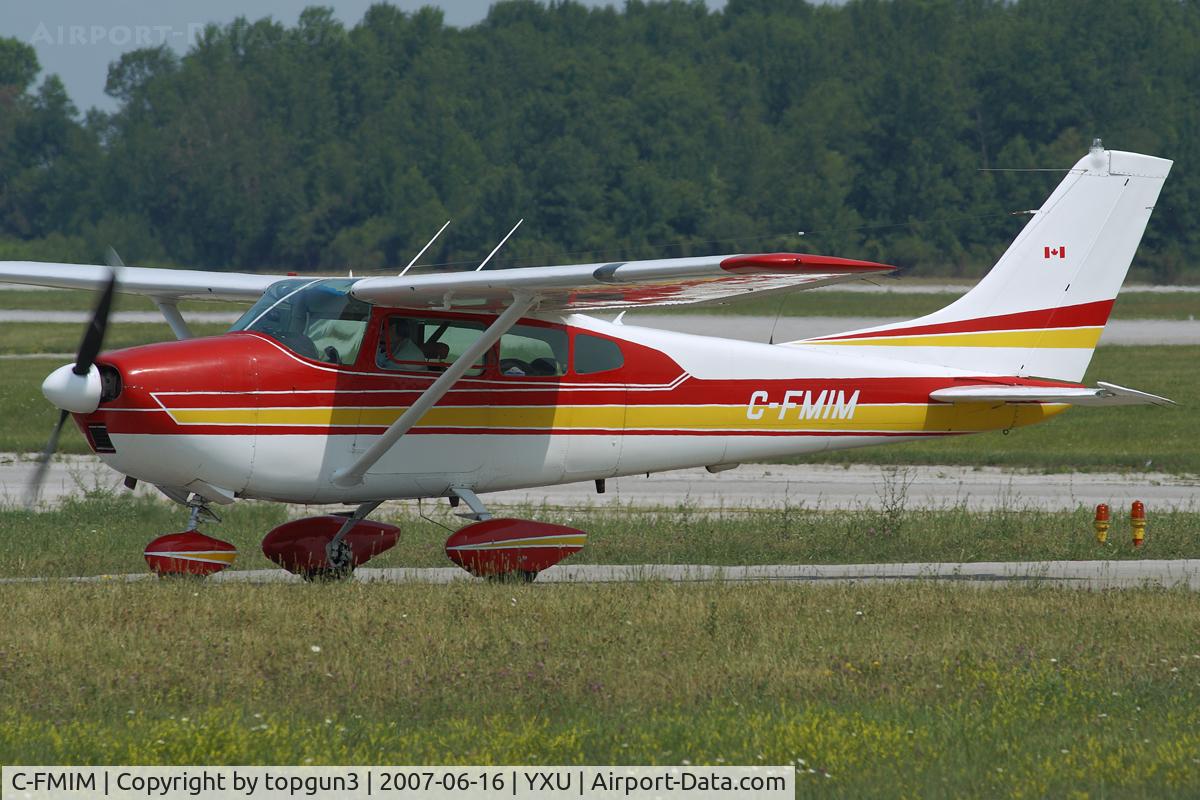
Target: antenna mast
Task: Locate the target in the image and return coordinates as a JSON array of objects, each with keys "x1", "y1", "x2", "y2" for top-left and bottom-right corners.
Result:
[
  {"x1": 475, "y1": 219, "x2": 524, "y2": 272},
  {"x1": 399, "y1": 219, "x2": 451, "y2": 277}
]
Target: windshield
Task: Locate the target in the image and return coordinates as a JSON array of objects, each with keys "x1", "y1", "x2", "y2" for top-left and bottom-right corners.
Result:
[{"x1": 231, "y1": 279, "x2": 371, "y2": 366}]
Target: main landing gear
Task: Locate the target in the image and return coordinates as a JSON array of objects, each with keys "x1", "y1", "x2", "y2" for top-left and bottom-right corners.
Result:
[
  {"x1": 260, "y1": 501, "x2": 399, "y2": 582},
  {"x1": 443, "y1": 501, "x2": 586, "y2": 583},
  {"x1": 141, "y1": 490, "x2": 589, "y2": 582},
  {"x1": 143, "y1": 499, "x2": 238, "y2": 578},
  {"x1": 441, "y1": 488, "x2": 587, "y2": 583}
]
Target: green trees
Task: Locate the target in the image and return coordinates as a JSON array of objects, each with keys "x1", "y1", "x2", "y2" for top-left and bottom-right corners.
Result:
[
  {"x1": 0, "y1": 39, "x2": 101, "y2": 260},
  {"x1": 2, "y1": 0, "x2": 1198, "y2": 280}
]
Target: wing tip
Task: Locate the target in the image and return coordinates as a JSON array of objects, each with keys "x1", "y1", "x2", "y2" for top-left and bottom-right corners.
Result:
[{"x1": 720, "y1": 252, "x2": 898, "y2": 275}]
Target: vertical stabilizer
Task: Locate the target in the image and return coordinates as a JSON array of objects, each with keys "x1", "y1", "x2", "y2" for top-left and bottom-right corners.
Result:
[{"x1": 791, "y1": 144, "x2": 1172, "y2": 381}]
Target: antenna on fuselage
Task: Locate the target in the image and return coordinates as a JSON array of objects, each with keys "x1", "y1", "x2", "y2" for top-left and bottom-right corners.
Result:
[
  {"x1": 474, "y1": 219, "x2": 524, "y2": 272},
  {"x1": 767, "y1": 295, "x2": 786, "y2": 345},
  {"x1": 400, "y1": 219, "x2": 452, "y2": 277}
]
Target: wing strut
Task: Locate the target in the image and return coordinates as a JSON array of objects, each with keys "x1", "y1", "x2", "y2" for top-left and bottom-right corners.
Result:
[
  {"x1": 330, "y1": 292, "x2": 537, "y2": 487},
  {"x1": 153, "y1": 298, "x2": 193, "y2": 340}
]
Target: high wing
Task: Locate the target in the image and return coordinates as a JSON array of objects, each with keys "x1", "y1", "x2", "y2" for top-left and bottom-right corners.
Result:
[
  {"x1": 930, "y1": 381, "x2": 1174, "y2": 407},
  {"x1": 0, "y1": 251, "x2": 894, "y2": 312},
  {"x1": 348, "y1": 253, "x2": 895, "y2": 312},
  {"x1": 0, "y1": 261, "x2": 280, "y2": 302}
]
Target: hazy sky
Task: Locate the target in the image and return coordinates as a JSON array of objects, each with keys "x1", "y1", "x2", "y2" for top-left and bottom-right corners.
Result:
[{"x1": 1, "y1": 1, "x2": 728, "y2": 112}]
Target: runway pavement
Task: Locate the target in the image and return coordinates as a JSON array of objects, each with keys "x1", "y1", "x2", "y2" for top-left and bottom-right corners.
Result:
[
  {"x1": 3, "y1": 559, "x2": 1198, "y2": 590},
  {"x1": 209, "y1": 558, "x2": 1200, "y2": 589},
  {"x1": 3, "y1": 454, "x2": 1195, "y2": 511}
]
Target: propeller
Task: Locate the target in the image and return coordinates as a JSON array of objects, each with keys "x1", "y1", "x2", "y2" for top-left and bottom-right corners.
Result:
[{"x1": 26, "y1": 266, "x2": 118, "y2": 505}]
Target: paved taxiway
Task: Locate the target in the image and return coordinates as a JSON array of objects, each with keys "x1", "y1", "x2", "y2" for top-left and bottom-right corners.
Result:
[
  {"x1": 3, "y1": 559, "x2": 1197, "y2": 590},
  {"x1": 3, "y1": 454, "x2": 1195, "y2": 511}
]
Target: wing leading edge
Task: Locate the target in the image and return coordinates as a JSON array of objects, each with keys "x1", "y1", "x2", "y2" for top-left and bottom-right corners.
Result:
[{"x1": 0, "y1": 261, "x2": 282, "y2": 302}]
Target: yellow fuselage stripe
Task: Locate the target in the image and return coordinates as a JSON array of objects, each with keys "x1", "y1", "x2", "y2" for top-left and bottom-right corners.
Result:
[
  {"x1": 807, "y1": 328, "x2": 1103, "y2": 349},
  {"x1": 167, "y1": 403, "x2": 1068, "y2": 433}
]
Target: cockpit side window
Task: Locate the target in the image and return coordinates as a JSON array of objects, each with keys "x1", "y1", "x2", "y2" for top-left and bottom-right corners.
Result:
[
  {"x1": 376, "y1": 315, "x2": 487, "y2": 376},
  {"x1": 230, "y1": 279, "x2": 370, "y2": 366},
  {"x1": 497, "y1": 324, "x2": 568, "y2": 378}
]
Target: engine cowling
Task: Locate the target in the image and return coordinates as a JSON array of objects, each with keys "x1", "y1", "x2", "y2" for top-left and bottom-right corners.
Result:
[
  {"x1": 445, "y1": 518, "x2": 587, "y2": 579},
  {"x1": 261, "y1": 516, "x2": 400, "y2": 576}
]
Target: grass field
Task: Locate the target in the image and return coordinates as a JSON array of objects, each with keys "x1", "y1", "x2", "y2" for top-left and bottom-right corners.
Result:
[
  {"x1": 0, "y1": 288, "x2": 250, "y2": 313},
  {"x1": 0, "y1": 322, "x2": 230, "y2": 355},
  {"x1": 2, "y1": 495, "x2": 1199, "y2": 579},
  {"x1": 802, "y1": 344, "x2": 1196, "y2": 473},
  {"x1": 0, "y1": 579, "x2": 1196, "y2": 797},
  {"x1": 2, "y1": 346, "x2": 1194, "y2": 472}
]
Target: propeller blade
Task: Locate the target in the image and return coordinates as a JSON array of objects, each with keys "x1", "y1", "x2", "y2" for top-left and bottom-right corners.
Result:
[
  {"x1": 29, "y1": 265, "x2": 120, "y2": 504},
  {"x1": 74, "y1": 268, "x2": 116, "y2": 376},
  {"x1": 25, "y1": 409, "x2": 70, "y2": 506},
  {"x1": 105, "y1": 246, "x2": 126, "y2": 269}
]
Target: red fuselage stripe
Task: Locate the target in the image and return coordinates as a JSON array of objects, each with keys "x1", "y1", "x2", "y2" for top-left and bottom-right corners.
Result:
[{"x1": 811, "y1": 299, "x2": 1115, "y2": 341}]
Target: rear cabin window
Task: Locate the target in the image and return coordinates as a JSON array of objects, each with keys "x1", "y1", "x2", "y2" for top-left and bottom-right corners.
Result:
[
  {"x1": 498, "y1": 325, "x2": 568, "y2": 377},
  {"x1": 376, "y1": 316, "x2": 486, "y2": 376},
  {"x1": 574, "y1": 334, "x2": 624, "y2": 375}
]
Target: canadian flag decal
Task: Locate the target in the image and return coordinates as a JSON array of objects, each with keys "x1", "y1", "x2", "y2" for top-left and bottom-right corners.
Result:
[{"x1": 1044, "y1": 245, "x2": 1066, "y2": 259}]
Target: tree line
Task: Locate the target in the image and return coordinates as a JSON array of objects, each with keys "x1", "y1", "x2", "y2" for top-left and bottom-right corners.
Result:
[{"x1": 1, "y1": 0, "x2": 1198, "y2": 281}]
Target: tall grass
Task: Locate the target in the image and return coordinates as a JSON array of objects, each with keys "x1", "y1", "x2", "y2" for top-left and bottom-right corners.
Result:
[
  {"x1": 1, "y1": 496, "x2": 1197, "y2": 579},
  {"x1": 0, "y1": 581, "x2": 1196, "y2": 797}
]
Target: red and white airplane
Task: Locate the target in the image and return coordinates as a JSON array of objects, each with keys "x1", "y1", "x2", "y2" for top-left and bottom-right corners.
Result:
[{"x1": 0, "y1": 143, "x2": 1175, "y2": 579}]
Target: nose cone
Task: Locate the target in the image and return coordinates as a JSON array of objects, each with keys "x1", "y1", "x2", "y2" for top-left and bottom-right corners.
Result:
[{"x1": 42, "y1": 363, "x2": 101, "y2": 414}]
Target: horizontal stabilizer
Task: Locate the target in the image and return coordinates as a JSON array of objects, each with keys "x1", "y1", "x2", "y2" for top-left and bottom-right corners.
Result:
[{"x1": 930, "y1": 381, "x2": 1175, "y2": 407}]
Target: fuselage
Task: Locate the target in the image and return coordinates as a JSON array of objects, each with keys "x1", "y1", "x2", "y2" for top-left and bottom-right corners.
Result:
[{"x1": 76, "y1": 306, "x2": 1070, "y2": 505}]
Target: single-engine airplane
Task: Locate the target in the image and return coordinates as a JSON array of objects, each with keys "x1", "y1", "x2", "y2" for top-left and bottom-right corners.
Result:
[{"x1": 0, "y1": 143, "x2": 1175, "y2": 579}]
